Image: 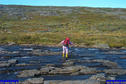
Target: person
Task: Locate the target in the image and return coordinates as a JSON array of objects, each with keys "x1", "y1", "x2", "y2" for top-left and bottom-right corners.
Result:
[{"x1": 59, "y1": 37, "x2": 73, "y2": 58}]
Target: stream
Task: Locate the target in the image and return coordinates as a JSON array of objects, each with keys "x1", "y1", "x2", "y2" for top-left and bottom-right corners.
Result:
[{"x1": 0, "y1": 45, "x2": 126, "y2": 81}]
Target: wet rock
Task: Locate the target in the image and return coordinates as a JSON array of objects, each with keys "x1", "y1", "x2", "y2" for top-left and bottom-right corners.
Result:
[
  {"x1": 80, "y1": 59, "x2": 119, "y2": 69},
  {"x1": 12, "y1": 51, "x2": 20, "y2": 54},
  {"x1": 89, "y1": 73, "x2": 106, "y2": 82},
  {"x1": 30, "y1": 60, "x2": 41, "y2": 64},
  {"x1": 16, "y1": 63, "x2": 32, "y2": 67},
  {"x1": 104, "y1": 51, "x2": 125, "y2": 55},
  {"x1": 70, "y1": 72, "x2": 80, "y2": 75},
  {"x1": 8, "y1": 59, "x2": 18, "y2": 64},
  {"x1": 49, "y1": 68, "x2": 72, "y2": 75},
  {"x1": 121, "y1": 47, "x2": 126, "y2": 49},
  {"x1": 0, "y1": 70, "x2": 8, "y2": 74},
  {"x1": 104, "y1": 69, "x2": 126, "y2": 75},
  {"x1": 40, "y1": 65, "x2": 100, "y2": 75},
  {"x1": 40, "y1": 67, "x2": 50, "y2": 75},
  {"x1": 1, "y1": 56, "x2": 12, "y2": 59},
  {"x1": 32, "y1": 49, "x2": 61, "y2": 56},
  {"x1": 62, "y1": 62, "x2": 74, "y2": 66},
  {"x1": 17, "y1": 69, "x2": 41, "y2": 77},
  {"x1": 23, "y1": 48, "x2": 33, "y2": 51},
  {"x1": 51, "y1": 65, "x2": 85, "y2": 75},
  {"x1": 78, "y1": 54, "x2": 95, "y2": 57},
  {"x1": 46, "y1": 64, "x2": 56, "y2": 67},
  {"x1": 93, "y1": 44, "x2": 110, "y2": 49},
  {"x1": 100, "y1": 60, "x2": 119, "y2": 68},
  {"x1": 48, "y1": 68, "x2": 60, "y2": 75},
  {"x1": 45, "y1": 51, "x2": 61, "y2": 56},
  {"x1": 8, "y1": 42, "x2": 15, "y2": 45},
  {"x1": 44, "y1": 80, "x2": 101, "y2": 84},
  {"x1": 89, "y1": 73, "x2": 116, "y2": 84},
  {"x1": 62, "y1": 60, "x2": 74, "y2": 66},
  {"x1": 0, "y1": 47, "x2": 4, "y2": 51},
  {"x1": 90, "y1": 74, "x2": 115, "y2": 81},
  {"x1": 23, "y1": 77, "x2": 44, "y2": 84},
  {"x1": 47, "y1": 65, "x2": 81, "y2": 75},
  {"x1": 80, "y1": 67, "x2": 98, "y2": 75},
  {"x1": 0, "y1": 61, "x2": 10, "y2": 67},
  {"x1": 120, "y1": 56, "x2": 126, "y2": 59},
  {"x1": 64, "y1": 66, "x2": 83, "y2": 72},
  {"x1": 107, "y1": 75, "x2": 116, "y2": 80},
  {"x1": 40, "y1": 66, "x2": 60, "y2": 75},
  {"x1": 32, "y1": 49, "x2": 42, "y2": 55}
]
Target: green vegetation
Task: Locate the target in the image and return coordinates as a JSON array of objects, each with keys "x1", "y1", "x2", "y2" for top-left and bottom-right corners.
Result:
[{"x1": 0, "y1": 5, "x2": 126, "y2": 48}]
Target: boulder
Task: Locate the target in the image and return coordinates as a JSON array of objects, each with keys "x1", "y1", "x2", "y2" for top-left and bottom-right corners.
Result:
[
  {"x1": 8, "y1": 42, "x2": 15, "y2": 45},
  {"x1": 8, "y1": 59, "x2": 18, "y2": 64},
  {"x1": 46, "y1": 64, "x2": 56, "y2": 67},
  {"x1": 91, "y1": 59, "x2": 119, "y2": 68},
  {"x1": 40, "y1": 67, "x2": 51, "y2": 75},
  {"x1": 90, "y1": 73, "x2": 116, "y2": 80},
  {"x1": 16, "y1": 63, "x2": 32, "y2": 67},
  {"x1": 89, "y1": 73, "x2": 106, "y2": 80},
  {"x1": 23, "y1": 78, "x2": 44, "y2": 84},
  {"x1": 49, "y1": 65, "x2": 85, "y2": 75},
  {"x1": 17, "y1": 69, "x2": 41, "y2": 77},
  {"x1": 0, "y1": 61, "x2": 10, "y2": 67},
  {"x1": 104, "y1": 69, "x2": 126, "y2": 75},
  {"x1": 44, "y1": 80, "x2": 101, "y2": 84},
  {"x1": 32, "y1": 49, "x2": 42, "y2": 56},
  {"x1": 120, "y1": 56, "x2": 126, "y2": 59},
  {"x1": 49, "y1": 68, "x2": 72, "y2": 75},
  {"x1": 80, "y1": 67, "x2": 98, "y2": 75},
  {"x1": 70, "y1": 72, "x2": 80, "y2": 75},
  {"x1": 64, "y1": 65, "x2": 84, "y2": 72},
  {"x1": 80, "y1": 59, "x2": 120, "y2": 69},
  {"x1": 89, "y1": 73, "x2": 116, "y2": 84}
]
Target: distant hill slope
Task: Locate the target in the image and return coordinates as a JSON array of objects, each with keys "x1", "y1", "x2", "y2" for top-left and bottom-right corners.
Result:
[
  {"x1": 0, "y1": 5, "x2": 126, "y2": 20},
  {"x1": 0, "y1": 5, "x2": 126, "y2": 47}
]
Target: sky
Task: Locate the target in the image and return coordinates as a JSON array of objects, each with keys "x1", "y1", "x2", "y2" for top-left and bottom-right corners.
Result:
[{"x1": 0, "y1": 0, "x2": 126, "y2": 8}]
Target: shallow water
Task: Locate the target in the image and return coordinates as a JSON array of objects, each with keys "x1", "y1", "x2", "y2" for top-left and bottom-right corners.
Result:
[{"x1": 0, "y1": 45, "x2": 126, "y2": 81}]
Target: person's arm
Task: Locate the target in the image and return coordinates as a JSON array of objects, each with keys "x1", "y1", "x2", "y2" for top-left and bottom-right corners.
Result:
[
  {"x1": 58, "y1": 40, "x2": 64, "y2": 45},
  {"x1": 69, "y1": 41, "x2": 73, "y2": 45}
]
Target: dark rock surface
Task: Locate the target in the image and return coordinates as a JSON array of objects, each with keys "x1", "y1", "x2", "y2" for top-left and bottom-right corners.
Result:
[
  {"x1": 23, "y1": 78, "x2": 44, "y2": 84},
  {"x1": 104, "y1": 69, "x2": 126, "y2": 75},
  {"x1": 17, "y1": 69, "x2": 41, "y2": 77},
  {"x1": 44, "y1": 80, "x2": 101, "y2": 84}
]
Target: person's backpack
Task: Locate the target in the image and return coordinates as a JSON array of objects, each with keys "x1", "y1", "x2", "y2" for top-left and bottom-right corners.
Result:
[{"x1": 63, "y1": 40, "x2": 69, "y2": 47}]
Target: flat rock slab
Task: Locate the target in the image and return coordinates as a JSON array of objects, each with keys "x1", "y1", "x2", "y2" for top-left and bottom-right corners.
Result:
[
  {"x1": 8, "y1": 59, "x2": 18, "y2": 64},
  {"x1": 104, "y1": 69, "x2": 126, "y2": 75},
  {"x1": 17, "y1": 69, "x2": 41, "y2": 77},
  {"x1": 22, "y1": 78, "x2": 44, "y2": 84},
  {"x1": 78, "y1": 59, "x2": 120, "y2": 68},
  {"x1": 44, "y1": 80, "x2": 102, "y2": 84},
  {"x1": 0, "y1": 62, "x2": 10, "y2": 67}
]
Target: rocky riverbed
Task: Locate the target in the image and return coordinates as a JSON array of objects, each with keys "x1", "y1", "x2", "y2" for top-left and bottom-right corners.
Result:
[{"x1": 0, "y1": 45, "x2": 126, "y2": 84}]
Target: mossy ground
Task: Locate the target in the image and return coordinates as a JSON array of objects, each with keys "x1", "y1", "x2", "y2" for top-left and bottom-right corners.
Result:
[{"x1": 0, "y1": 6, "x2": 126, "y2": 48}]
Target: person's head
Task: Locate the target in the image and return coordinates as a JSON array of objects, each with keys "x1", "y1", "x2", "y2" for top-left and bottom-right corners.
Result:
[
  {"x1": 65, "y1": 37, "x2": 70, "y2": 41},
  {"x1": 64, "y1": 37, "x2": 70, "y2": 45}
]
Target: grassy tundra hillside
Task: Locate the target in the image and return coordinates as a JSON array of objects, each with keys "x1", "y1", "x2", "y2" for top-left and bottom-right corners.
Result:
[{"x1": 0, "y1": 5, "x2": 126, "y2": 48}]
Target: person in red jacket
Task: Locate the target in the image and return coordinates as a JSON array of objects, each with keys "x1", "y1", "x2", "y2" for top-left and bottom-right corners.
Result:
[{"x1": 59, "y1": 37, "x2": 73, "y2": 58}]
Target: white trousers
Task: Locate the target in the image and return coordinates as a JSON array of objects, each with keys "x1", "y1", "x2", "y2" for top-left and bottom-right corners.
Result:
[{"x1": 63, "y1": 46, "x2": 68, "y2": 54}]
